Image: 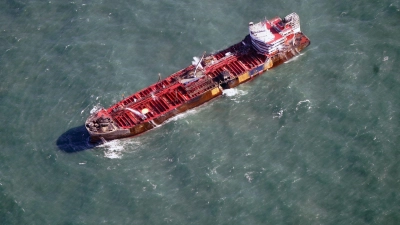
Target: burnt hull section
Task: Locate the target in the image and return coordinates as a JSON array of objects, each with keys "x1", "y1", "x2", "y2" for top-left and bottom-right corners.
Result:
[
  {"x1": 88, "y1": 87, "x2": 222, "y2": 142},
  {"x1": 85, "y1": 13, "x2": 310, "y2": 143}
]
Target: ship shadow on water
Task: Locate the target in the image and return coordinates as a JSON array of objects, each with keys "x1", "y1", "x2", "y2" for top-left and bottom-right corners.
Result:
[{"x1": 56, "y1": 125, "x2": 100, "y2": 153}]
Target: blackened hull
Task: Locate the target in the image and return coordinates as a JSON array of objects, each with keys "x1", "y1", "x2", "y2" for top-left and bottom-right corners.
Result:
[{"x1": 89, "y1": 87, "x2": 222, "y2": 142}]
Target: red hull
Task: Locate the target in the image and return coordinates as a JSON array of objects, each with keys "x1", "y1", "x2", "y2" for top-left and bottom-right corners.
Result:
[{"x1": 85, "y1": 14, "x2": 311, "y2": 143}]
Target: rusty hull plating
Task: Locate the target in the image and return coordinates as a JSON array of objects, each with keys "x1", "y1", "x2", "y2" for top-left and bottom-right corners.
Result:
[{"x1": 85, "y1": 13, "x2": 311, "y2": 143}]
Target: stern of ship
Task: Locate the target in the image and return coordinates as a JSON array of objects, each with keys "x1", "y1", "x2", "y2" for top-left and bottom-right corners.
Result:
[{"x1": 85, "y1": 108, "x2": 130, "y2": 143}]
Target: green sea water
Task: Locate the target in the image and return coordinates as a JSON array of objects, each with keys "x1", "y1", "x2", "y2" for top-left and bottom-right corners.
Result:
[{"x1": 1, "y1": 0, "x2": 400, "y2": 224}]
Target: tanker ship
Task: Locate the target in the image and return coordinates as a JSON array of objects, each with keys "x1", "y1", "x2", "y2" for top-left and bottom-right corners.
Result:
[{"x1": 85, "y1": 12, "x2": 310, "y2": 143}]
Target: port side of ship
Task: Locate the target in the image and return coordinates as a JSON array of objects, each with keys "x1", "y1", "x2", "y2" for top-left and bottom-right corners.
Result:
[{"x1": 85, "y1": 12, "x2": 310, "y2": 143}]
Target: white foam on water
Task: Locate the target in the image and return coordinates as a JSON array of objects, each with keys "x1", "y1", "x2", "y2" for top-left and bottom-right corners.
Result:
[
  {"x1": 223, "y1": 88, "x2": 248, "y2": 103},
  {"x1": 100, "y1": 139, "x2": 141, "y2": 159},
  {"x1": 100, "y1": 140, "x2": 124, "y2": 159},
  {"x1": 223, "y1": 88, "x2": 245, "y2": 97},
  {"x1": 284, "y1": 53, "x2": 304, "y2": 63},
  {"x1": 273, "y1": 109, "x2": 284, "y2": 119},
  {"x1": 296, "y1": 99, "x2": 311, "y2": 111},
  {"x1": 222, "y1": 89, "x2": 237, "y2": 97},
  {"x1": 90, "y1": 104, "x2": 103, "y2": 114},
  {"x1": 166, "y1": 107, "x2": 201, "y2": 123},
  {"x1": 244, "y1": 171, "x2": 254, "y2": 183}
]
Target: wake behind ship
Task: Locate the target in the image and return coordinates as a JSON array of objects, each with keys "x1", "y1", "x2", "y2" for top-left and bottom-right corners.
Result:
[{"x1": 85, "y1": 13, "x2": 310, "y2": 142}]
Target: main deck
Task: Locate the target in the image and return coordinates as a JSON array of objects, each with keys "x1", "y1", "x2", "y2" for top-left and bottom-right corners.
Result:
[
  {"x1": 85, "y1": 13, "x2": 311, "y2": 142},
  {"x1": 107, "y1": 38, "x2": 270, "y2": 130}
]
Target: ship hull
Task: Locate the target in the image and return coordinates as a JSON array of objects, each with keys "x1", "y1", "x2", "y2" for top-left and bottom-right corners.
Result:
[
  {"x1": 88, "y1": 86, "x2": 223, "y2": 142},
  {"x1": 85, "y1": 14, "x2": 311, "y2": 143},
  {"x1": 225, "y1": 35, "x2": 310, "y2": 89}
]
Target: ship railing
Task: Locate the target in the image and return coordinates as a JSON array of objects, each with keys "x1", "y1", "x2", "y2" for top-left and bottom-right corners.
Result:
[
  {"x1": 111, "y1": 65, "x2": 196, "y2": 112},
  {"x1": 184, "y1": 77, "x2": 218, "y2": 98}
]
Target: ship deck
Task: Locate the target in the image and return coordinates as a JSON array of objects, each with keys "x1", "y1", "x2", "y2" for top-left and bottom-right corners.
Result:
[
  {"x1": 85, "y1": 26, "x2": 311, "y2": 142},
  {"x1": 107, "y1": 38, "x2": 268, "y2": 129}
]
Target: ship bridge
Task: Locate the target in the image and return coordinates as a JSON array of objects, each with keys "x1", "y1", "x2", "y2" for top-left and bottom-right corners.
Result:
[{"x1": 249, "y1": 12, "x2": 301, "y2": 55}]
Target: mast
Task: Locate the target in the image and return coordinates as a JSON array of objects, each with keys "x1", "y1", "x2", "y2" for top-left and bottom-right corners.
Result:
[{"x1": 193, "y1": 51, "x2": 206, "y2": 77}]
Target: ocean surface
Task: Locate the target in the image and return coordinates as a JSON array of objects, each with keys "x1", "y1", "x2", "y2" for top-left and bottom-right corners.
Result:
[{"x1": 1, "y1": 0, "x2": 399, "y2": 224}]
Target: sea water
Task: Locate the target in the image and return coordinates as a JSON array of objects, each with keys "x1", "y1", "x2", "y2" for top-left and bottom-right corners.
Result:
[{"x1": 1, "y1": 0, "x2": 399, "y2": 224}]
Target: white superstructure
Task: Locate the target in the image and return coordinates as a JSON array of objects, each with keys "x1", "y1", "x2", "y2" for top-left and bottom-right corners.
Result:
[{"x1": 249, "y1": 12, "x2": 301, "y2": 55}]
